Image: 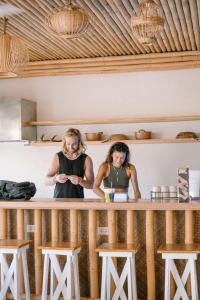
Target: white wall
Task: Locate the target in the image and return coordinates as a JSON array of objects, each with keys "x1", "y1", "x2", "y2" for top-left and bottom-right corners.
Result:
[{"x1": 0, "y1": 68, "x2": 200, "y2": 199}]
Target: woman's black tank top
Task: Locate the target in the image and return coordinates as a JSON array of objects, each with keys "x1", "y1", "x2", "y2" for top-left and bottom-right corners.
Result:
[{"x1": 54, "y1": 151, "x2": 87, "y2": 198}]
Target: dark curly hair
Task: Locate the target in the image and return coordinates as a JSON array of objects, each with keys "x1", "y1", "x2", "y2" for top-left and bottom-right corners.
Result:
[{"x1": 105, "y1": 142, "x2": 130, "y2": 167}]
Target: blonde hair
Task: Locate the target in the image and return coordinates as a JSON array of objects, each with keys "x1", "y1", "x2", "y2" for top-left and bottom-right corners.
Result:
[{"x1": 62, "y1": 128, "x2": 86, "y2": 155}]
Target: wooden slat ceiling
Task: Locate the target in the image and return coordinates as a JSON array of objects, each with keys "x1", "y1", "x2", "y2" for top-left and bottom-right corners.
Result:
[{"x1": 1, "y1": 0, "x2": 200, "y2": 77}]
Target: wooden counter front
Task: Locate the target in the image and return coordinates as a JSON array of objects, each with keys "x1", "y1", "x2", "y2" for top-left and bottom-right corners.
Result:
[
  {"x1": 0, "y1": 198, "x2": 199, "y2": 299},
  {"x1": 0, "y1": 198, "x2": 199, "y2": 210}
]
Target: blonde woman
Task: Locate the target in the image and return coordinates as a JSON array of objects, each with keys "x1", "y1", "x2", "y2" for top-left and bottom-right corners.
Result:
[{"x1": 45, "y1": 128, "x2": 94, "y2": 198}]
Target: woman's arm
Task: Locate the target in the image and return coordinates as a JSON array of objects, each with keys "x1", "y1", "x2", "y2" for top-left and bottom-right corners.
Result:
[
  {"x1": 45, "y1": 154, "x2": 68, "y2": 186},
  {"x1": 79, "y1": 156, "x2": 94, "y2": 189},
  {"x1": 93, "y1": 163, "x2": 107, "y2": 199},
  {"x1": 129, "y1": 165, "x2": 141, "y2": 200}
]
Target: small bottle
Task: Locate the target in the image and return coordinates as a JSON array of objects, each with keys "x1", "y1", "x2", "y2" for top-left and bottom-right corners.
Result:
[
  {"x1": 169, "y1": 186, "x2": 177, "y2": 198},
  {"x1": 161, "y1": 186, "x2": 169, "y2": 199},
  {"x1": 151, "y1": 186, "x2": 161, "y2": 199}
]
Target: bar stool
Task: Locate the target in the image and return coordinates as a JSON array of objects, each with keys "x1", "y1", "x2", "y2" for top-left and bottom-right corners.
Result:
[
  {"x1": 0, "y1": 239, "x2": 31, "y2": 300},
  {"x1": 158, "y1": 243, "x2": 200, "y2": 300},
  {"x1": 39, "y1": 241, "x2": 82, "y2": 300},
  {"x1": 96, "y1": 243, "x2": 139, "y2": 300}
]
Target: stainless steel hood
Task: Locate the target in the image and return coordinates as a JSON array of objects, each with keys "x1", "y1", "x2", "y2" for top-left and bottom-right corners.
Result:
[{"x1": 0, "y1": 98, "x2": 37, "y2": 141}]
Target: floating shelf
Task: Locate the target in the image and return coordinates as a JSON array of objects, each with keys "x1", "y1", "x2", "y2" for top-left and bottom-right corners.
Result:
[
  {"x1": 27, "y1": 114, "x2": 200, "y2": 126},
  {"x1": 29, "y1": 138, "x2": 200, "y2": 146}
]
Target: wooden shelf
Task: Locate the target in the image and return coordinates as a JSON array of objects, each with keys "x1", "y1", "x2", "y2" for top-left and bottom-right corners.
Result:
[
  {"x1": 29, "y1": 138, "x2": 200, "y2": 146},
  {"x1": 26, "y1": 114, "x2": 200, "y2": 126}
]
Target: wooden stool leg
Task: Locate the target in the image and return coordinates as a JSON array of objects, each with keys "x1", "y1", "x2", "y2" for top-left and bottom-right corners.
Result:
[
  {"x1": 50, "y1": 264, "x2": 55, "y2": 299},
  {"x1": 130, "y1": 254, "x2": 137, "y2": 300},
  {"x1": 106, "y1": 257, "x2": 111, "y2": 300},
  {"x1": 72, "y1": 252, "x2": 80, "y2": 300},
  {"x1": 41, "y1": 254, "x2": 49, "y2": 300},
  {"x1": 0, "y1": 254, "x2": 6, "y2": 300},
  {"x1": 164, "y1": 259, "x2": 170, "y2": 300},
  {"x1": 190, "y1": 259, "x2": 198, "y2": 300},
  {"x1": 13, "y1": 253, "x2": 20, "y2": 300},
  {"x1": 66, "y1": 256, "x2": 72, "y2": 300},
  {"x1": 21, "y1": 249, "x2": 30, "y2": 300},
  {"x1": 101, "y1": 256, "x2": 107, "y2": 300},
  {"x1": 127, "y1": 257, "x2": 132, "y2": 300}
]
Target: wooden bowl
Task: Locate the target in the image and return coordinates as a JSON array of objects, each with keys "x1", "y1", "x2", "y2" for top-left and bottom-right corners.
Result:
[
  {"x1": 176, "y1": 131, "x2": 197, "y2": 139},
  {"x1": 85, "y1": 132, "x2": 103, "y2": 141},
  {"x1": 109, "y1": 134, "x2": 128, "y2": 141},
  {"x1": 135, "y1": 129, "x2": 151, "y2": 140}
]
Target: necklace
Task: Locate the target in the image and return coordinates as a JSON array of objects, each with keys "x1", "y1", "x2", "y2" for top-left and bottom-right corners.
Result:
[
  {"x1": 65, "y1": 152, "x2": 80, "y2": 160},
  {"x1": 112, "y1": 164, "x2": 122, "y2": 182}
]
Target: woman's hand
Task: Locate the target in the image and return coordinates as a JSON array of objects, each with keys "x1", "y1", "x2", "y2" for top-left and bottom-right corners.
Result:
[
  {"x1": 55, "y1": 174, "x2": 68, "y2": 183},
  {"x1": 68, "y1": 175, "x2": 82, "y2": 185}
]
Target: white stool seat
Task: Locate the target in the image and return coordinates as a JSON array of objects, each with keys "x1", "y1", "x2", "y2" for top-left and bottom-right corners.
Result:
[
  {"x1": 0, "y1": 239, "x2": 31, "y2": 300},
  {"x1": 96, "y1": 243, "x2": 139, "y2": 300},
  {"x1": 158, "y1": 243, "x2": 200, "y2": 300},
  {"x1": 39, "y1": 241, "x2": 82, "y2": 300}
]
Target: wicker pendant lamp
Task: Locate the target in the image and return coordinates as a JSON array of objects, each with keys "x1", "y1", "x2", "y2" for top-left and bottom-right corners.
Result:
[
  {"x1": 0, "y1": 18, "x2": 29, "y2": 77},
  {"x1": 44, "y1": 0, "x2": 89, "y2": 39},
  {"x1": 131, "y1": 0, "x2": 164, "y2": 46}
]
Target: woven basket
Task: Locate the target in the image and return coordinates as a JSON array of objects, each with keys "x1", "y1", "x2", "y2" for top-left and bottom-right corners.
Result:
[
  {"x1": 85, "y1": 132, "x2": 103, "y2": 141},
  {"x1": 135, "y1": 129, "x2": 152, "y2": 140}
]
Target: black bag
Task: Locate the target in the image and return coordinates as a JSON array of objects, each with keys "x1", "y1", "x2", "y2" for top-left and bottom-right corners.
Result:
[{"x1": 0, "y1": 180, "x2": 36, "y2": 200}]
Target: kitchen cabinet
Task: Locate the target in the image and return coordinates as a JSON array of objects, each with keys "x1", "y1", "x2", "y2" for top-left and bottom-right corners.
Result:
[{"x1": 26, "y1": 114, "x2": 200, "y2": 146}]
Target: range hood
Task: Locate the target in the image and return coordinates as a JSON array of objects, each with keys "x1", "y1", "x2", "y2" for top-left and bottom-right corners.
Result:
[{"x1": 0, "y1": 98, "x2": 37, "y2": 141}]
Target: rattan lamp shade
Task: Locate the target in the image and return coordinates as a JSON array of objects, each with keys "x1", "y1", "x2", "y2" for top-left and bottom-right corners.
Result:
[
  {"x1": 44, "y1": 3, "x2": 89, "y2": 39},
  {"x1": 131, "y1": 0, "x2": 164, "y2": 46},
  {"x1": 0, "y1": 33, "x2": 29, "y2": 77}
]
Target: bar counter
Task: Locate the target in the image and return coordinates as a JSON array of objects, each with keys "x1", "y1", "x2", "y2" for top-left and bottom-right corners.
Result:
[{"x1": 0, "y1": 198, "x2": 199, "y2": 299}]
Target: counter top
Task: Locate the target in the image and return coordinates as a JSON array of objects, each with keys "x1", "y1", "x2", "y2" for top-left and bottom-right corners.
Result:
[{"x1": 0, "y1": 198, "x2": 199, "y2": 210}]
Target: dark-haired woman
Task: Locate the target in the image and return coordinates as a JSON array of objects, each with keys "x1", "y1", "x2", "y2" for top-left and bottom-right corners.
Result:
[{"x1": 93, "y1": 142, "x2": 141, "y2": 200}]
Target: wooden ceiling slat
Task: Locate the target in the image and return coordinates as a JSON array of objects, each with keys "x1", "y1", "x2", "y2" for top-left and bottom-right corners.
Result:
[
  {"x1": 160, "y1": 0, "x2": 182, "y2": 51},
  {"x1": 87, "y1": 27, "x2": 119, "y2": 56},
  {"x1": 87, "y1": 23, "x2": 123, "y2": 56},
  {"x1": 83, "y1": 31, "x2": 115, "y2": 57},
  {"x1": 188, "y1": 0, "x2": 200, "y2": 50},
  {"x1": 181, "y1": 0, "x2": 196, "y2": 50},
  {"x1": 174, "y1": 0, "x2": 192, "y2": 50},
  {"x1": 167, "y1": 0, "x2": 187, "y2": 50},
  {"x1": 121, "y1": 0, "x2": 135, "y2": 14},
  {"x1": 105, "y1": 0, "x2": 145, "y2": 54},
  {"x1": 156, "y1": 0, "x2": 177, "y2": 51},
  {"x1": 90, "y1": 0, "x2": 134, "y2": 54},
  {"x1": 76, "y1": 0, "x2": 126, "y2": 55},
  {"x1": 196, "y1": 0, "x2": 200, "y2": 49},
  {"x1": 83, "y1": 0, "x2": 133, "y2": 54},
  {"x1": 77, "y1": 35, "x2": 108, "y2": 57}
]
